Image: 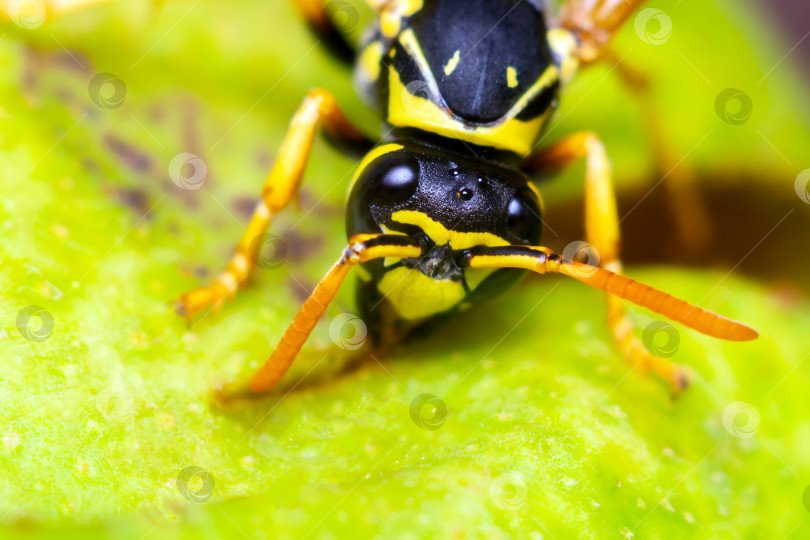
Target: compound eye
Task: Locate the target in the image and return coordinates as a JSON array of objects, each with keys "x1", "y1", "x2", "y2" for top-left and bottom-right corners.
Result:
[
  {"x1": 506, "y1": 187, "x2": 543, "y2": 243},
  {"x1": 369, "y1": 152, "x2": 419, "y2": 202}
]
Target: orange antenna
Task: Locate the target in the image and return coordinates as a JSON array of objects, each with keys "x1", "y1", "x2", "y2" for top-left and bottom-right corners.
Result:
[{"x1": 466, "y1": 247, "x2": 758, "y2": 342}]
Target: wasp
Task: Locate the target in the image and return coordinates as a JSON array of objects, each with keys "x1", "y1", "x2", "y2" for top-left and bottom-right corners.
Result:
[{"x1": 176, "y1": 0, "x2": 758, "y2": 395}]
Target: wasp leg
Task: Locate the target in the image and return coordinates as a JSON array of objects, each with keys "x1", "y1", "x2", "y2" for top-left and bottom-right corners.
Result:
[
  {"x1": 175, "y1": 89, "x2": 371, "y2": 323},
  {"x1": 551, "y1": 1, "x2": 712, "y2": 257},
  {"x1": 247, "y1": 233, "x2": 422, "y2": 394},
  {"x1": 463, "y1": 244, "x2": 757, "y2": 393},
  {"x1": 291, "y1": 0, "x2": 359, "y2": 65},
  {"x1": 548, "y1": 11, "x2": 713, "y2": 259},
  {"x1": 608, "y1": 53, "x2": 713, "y2": 258},
  {"x1": 558, "y1": 0, "x2": 649, "y2": 63},
  {"x1": 523, "y1": 132, "x2": 692, "y2": 393}
]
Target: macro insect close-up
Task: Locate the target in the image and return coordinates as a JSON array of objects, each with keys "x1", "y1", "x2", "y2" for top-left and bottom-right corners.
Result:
[
  {"x1": 1, "y1": 0, "x2": 809, "y2": 538},
  {"x1": 176, "y1": 0, "x2": 760, "y2": 396}
]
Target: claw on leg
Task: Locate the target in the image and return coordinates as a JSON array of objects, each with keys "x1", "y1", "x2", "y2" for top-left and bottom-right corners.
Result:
[
  {"x1": 175, "y1": 279, "x2": 233, "y2": 324},
  {"x1": 608, "y1": 299, "x2": 690, "y2": 394}
]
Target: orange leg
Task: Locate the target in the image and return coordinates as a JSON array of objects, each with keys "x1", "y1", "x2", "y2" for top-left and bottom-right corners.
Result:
[
  {"x1": 291, "y1": 0, "x2": 359, "y2": 64},
  {"x1": 607, "y1": 52, "x2": 713, "y2": 258},
  {"x1": 175, "y1": 89, "x2": 368, "y2": 322},
  {"x1": 557, "y1": 0, "x2": 649, "y2": 63},
  {"x1": 524, "y1": 132, "x2": 698, "y2": 392},
  {"x1": 248, "y1": 234, "x2": 422, "y2": 394},
  {"x1": 549, "y1": 0, "x2": 712, "y2": 257}
]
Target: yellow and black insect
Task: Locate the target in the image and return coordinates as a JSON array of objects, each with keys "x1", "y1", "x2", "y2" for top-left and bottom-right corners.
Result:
[{"x1": 176, "y1": 0, "x2": 758, "y2": 395}]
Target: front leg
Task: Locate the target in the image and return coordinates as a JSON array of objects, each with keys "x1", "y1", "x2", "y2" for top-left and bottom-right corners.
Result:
[
  {"x1": 524, "y1": 131, "x2": 691, "y2": 393},
  {"x1": 175, "y1": 89, "x2": 370, "y2": 322},
  {"x1": 557, "y1": 0, "x2": 649, "y2": 63},
  {"x1": 290, "y1": 0, "x2": 358, "y2": 65}
]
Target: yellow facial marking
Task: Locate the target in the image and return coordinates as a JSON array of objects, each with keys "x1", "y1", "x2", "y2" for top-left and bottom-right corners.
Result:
[
  {"x1": 347, "y1": 143, "x2": 405, "y2": 197},
  {"x1": 391, "y1": 210, "x2": 510, "y2": 250},
  {"x1": 507, "y1": 66, "x2": 519, "y2": 88},
  {"x1": 377, "y1": 266, "x2": 466, "y2": 320},
  {"x1": 444, "y1": 50, "x2": 461, "y2": 76}
]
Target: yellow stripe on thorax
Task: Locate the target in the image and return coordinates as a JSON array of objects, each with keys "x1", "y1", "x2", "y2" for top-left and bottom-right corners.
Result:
[{"x1": 387, "y1": 29, "x2": 558, "y2": 157}]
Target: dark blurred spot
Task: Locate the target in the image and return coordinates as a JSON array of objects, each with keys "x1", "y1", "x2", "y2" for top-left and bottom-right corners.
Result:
[
  {"x1": 56, "y1": 88, "x2": 73, "y2": 103},
  {"x1": 181, "y1": 99, "x2": 203, "y2": 159},
  {"x1": 54, "y1": 49, "x2": 88, "y2": 72},
  {"x1": 147, "y1": 104, "x2": 165, "y2": 123},
  {"x1": 287, "y1": 276, "x2": 317, "y2": 304},
  {"x1": 764, "y1": 0, "x2": 810, "y2": 80},
  {"x1": 255, "y1": 149, "x2": 273, "y2": 170},
  {"x1": 297, "y1": 188, "x2": 343, "y2": 218},
  {"x1": 232, "y1": 196, "x2": 259, "y2": 220},
  {"x1": 82, "y1": 158, "x2": 99, "y2": 172},
  {"x1": 279, "y1": 229, "x2": 325, "y2": 264},
  {"x1": 167, "y1": 222, "x2": 182, "y2": 236},
  {"x1": 115, "y1": 188, "x2": 150, "y2": 215},
  {"x1": 104, "y1": 133, "x2": 154, "y2": 174},
  {"x1": 21, "y1": 47, "x2": 42, "y2": 101},
  {"x1": 769, "y1": 282, "x2": 805, "y2": 309}
]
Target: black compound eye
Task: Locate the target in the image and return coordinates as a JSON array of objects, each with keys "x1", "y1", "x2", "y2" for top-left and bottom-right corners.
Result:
[
  {"x1": 506, "y1": 187, "x2": 543, "y2": 243},
  {"x1": 369, "y1": 152, "x2": 419, "y2": 201}
]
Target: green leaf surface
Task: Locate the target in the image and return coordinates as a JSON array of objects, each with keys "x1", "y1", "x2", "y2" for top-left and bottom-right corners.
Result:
[{"x1": 1, "y1": 0, "x2": 809, "y2": 538}]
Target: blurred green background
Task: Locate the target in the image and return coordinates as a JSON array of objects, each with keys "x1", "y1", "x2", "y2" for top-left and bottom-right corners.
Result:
[{"x1": 1, "y1": 0, "x2": 809, "y2": 538}]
